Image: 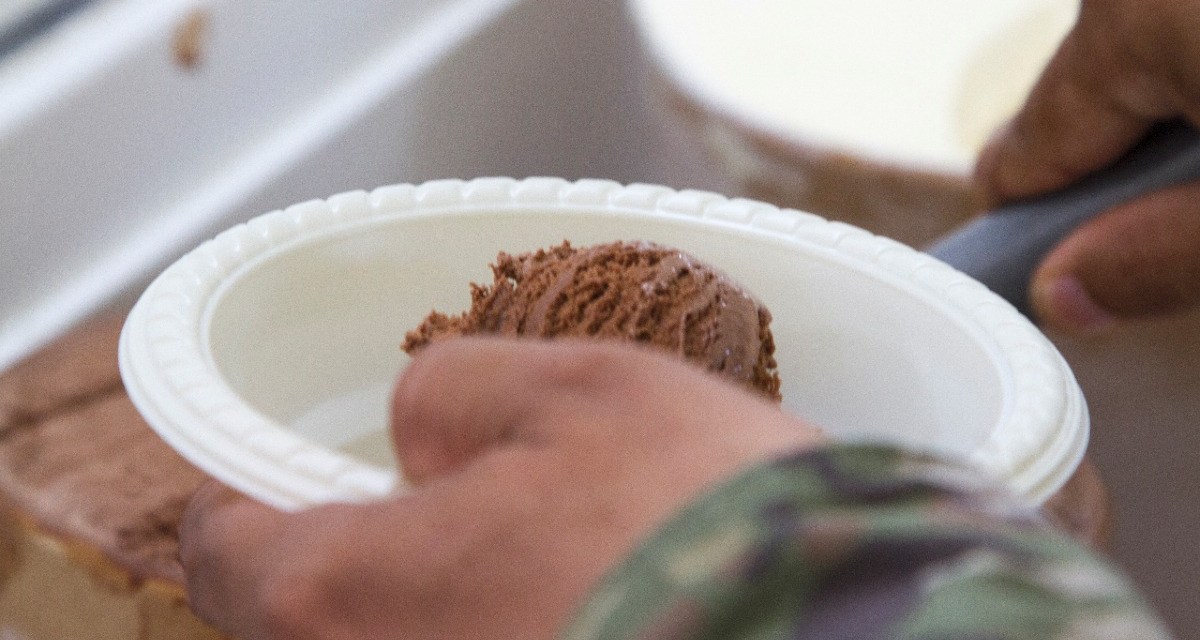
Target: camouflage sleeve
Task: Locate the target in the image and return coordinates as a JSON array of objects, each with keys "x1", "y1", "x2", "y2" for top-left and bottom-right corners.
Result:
[{"x1": 563, "y1": 445, "x2": 1172, "y2": 640}]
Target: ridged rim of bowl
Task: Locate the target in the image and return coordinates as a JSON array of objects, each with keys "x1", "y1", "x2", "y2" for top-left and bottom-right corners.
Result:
[{"x1": 118, "y1": 177, "x2": 1087, "y2": 510}]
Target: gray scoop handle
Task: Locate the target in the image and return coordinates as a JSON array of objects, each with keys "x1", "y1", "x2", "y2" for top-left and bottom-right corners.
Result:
[{"x1": 926, "y1": 120, "x2": 1200, "y2": 319}]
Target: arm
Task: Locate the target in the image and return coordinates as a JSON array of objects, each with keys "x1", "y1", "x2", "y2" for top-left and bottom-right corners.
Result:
[
  {"x1": 567, "y1": 446, "x2": 1170, "y2": 640},
  {"x1": 178, "y1": 339, "x2": 1169, "y2": 639}
]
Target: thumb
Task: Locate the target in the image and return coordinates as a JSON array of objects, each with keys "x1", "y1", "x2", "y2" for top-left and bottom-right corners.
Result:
[
  {"x1": 1031, "y1": 181, "x2": 1200, "y2": 332},
  {"x1": 390, "y1": 337, "x2": 638, "y2": 485},
  {"x1": 390, "y1": 338, "x2": 546, "y2": 485}
]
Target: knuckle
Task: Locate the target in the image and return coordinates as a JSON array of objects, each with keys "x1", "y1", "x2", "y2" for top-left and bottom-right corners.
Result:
[
  {"x1": 392, "y1": 339, "x2": 471, "y2": 428},
  {"x1": 257, "y1": 572, "x2": 327, "y2": 638},
  {"x1": 533, "y1": 341, "x2": 645, "y2": 392},
  {"x1": 253, "y1": 544, "x2": 346, "y2": 638},
  {"x1": 255, "y1": 506, "x2": 362, "y2": 638}
]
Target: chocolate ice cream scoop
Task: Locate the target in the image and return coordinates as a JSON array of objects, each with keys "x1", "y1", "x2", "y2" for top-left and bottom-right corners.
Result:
[{"x1": 403, "y1": 241, "x2": 781, "y2": 400}]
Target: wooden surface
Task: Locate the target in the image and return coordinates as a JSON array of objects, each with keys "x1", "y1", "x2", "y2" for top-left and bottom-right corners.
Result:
[
  {"x1": 0, "y1": 309, "x2": 220, "y2": 639},
  {"x1": 0, "y1": 309, "x2": 209, "y2": 585}
]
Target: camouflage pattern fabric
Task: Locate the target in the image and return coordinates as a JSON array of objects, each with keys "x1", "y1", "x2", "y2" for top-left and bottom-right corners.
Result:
[{"x1": 565, "y1": 445, "x2": 1171, "y2": 640}]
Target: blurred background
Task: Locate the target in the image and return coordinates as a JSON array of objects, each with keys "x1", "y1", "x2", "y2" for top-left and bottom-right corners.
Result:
[{"x1": 1, "y1": 0, "x2": 1196, "y2": 636}]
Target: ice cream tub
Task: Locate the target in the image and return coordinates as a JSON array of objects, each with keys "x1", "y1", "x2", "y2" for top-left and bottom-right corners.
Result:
[{"x1": 118, "y1": 176, "x2": 1087, "y2": 511}]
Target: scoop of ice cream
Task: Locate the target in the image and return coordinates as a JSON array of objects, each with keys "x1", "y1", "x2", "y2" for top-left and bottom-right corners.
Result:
[{"x1": 403, "y1": 240, "x2": 781, "y2": 400}]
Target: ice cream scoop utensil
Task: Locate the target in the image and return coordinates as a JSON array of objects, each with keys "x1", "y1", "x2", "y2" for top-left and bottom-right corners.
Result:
[{"x1": 927, "y1": 120, "x2": 1200, "y2": 318}]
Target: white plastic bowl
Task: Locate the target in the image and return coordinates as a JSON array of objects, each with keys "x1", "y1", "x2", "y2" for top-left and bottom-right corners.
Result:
[{"x1": 119, "y1": 177, "x2": 1087, "y2": 511}]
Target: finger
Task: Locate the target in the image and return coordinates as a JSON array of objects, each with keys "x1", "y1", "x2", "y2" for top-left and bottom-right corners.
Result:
[
  {"x1": 1030, "y1": 181, "x2": 1200, "y2": 332},
  {"x1": 975, "y1": 24, "x2": 1164, "y2": 205},
  {"x1": 391, "y1": 337, "x2": 646, "y2": 484},
  {"x1": 178, "y1": 480, "x2": 289, "y2": 638},
  {"x1": 392, "y1": 338, "x2": 541, "y2": 484}
]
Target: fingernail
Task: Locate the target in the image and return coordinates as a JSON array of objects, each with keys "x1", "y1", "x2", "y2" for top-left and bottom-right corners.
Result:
[{"x1": 1033, "y1": 276, "x2": 1115, "y2": 334}]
